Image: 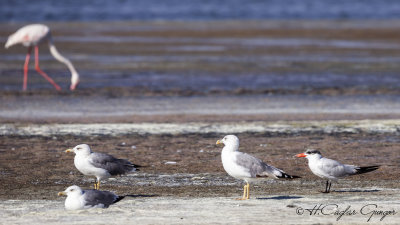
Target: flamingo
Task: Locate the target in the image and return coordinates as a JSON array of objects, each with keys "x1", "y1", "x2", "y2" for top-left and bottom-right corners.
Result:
[{"x1": 5, "y1": 24, "x2": 79, "y2": 91}]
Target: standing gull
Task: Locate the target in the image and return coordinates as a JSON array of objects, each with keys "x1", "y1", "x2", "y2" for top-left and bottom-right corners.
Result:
[
  {"x1": 296, "y1": 149, "x2": 380, "y2": 193},
  {"x1": 66, "y1": 144, "x2": 140, "y2": 190},
  {"x1": 58, "y1": 185, "x2": 124, "y2": 210},
  {"x1": 216, "y1": 135, "x2": 300, "y2": 200}
]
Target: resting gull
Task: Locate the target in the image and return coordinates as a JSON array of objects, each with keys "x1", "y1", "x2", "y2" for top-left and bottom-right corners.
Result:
[
  {"x1": 216, "y1": 135, "x2": 300, "y2": 200},
  {"x1": 58, "y1": 185, "x2": 124, "y2": 210},
  {"x1": 66, "y1": 144, "x2": 140, "y2": 190}
]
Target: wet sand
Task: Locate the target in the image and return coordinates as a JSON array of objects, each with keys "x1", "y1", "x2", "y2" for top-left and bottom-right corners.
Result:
[{"x1": 2, "y1": 94, "x2": 400, "y2": 123}]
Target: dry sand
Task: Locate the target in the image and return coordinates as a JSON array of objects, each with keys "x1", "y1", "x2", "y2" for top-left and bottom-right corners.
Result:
[{"x1": 1, "y1": 195, "x2": 400, "y2": 225}]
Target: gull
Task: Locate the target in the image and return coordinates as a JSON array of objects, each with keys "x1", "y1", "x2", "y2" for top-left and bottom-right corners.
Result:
[
  {"x1": 58, "y1": 185, "x2": 124, "y2": 210},
  {"x1": 5, "y1": 24, "x2": 79, "y2": 91},
  {"x1": 296, "y1": 149, "x2": 380, "y2": 193},
  {"x1": 66, "y1": 144, "x2": 140, "y2": 190},
  {"x1": 216, "y1": 135, "x2": 300, "y2": 200}
]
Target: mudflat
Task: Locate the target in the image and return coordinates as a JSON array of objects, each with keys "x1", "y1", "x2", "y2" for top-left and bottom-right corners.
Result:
[{"x1": 0, "y1": 132, "x2": 398, "y2": 200}]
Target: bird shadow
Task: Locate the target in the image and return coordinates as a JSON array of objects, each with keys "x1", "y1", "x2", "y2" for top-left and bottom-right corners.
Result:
[
  {"x1": 123, "y1": 194, "x2": 159, "y2": 198},
  {"x1": 331, "y1": 189, "x2": 380, "y2": 193},
  {"x1": 256, "y1": 195, "x2": 303, "y2": 200},
  {"x1": 115, "y1": 194, "x2": 158, "y2": 203}
]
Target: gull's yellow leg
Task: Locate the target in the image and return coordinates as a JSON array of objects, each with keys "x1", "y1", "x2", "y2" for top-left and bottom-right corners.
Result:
[
  {"x1": 96, "y1": 180, "x2": 100, "y2": 190},
  {"x1": 242, "y1": 184, "x2": 247, "y2": 199},
  {"x1": 236, "y1": 182, "x2": 249, "y2": 200},
  {"x1": 246, "y1": 183, "x2": 250, "y2": 199},
  {"x1": 94, "y1": 178, "x2": 99, "y2": 189}
]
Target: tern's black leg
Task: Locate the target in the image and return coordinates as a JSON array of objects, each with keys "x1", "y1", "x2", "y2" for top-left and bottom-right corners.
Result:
[
  {"x1": 325, "y1": 180, "x2": 328, "y2": 192},
  {"x1": 322, "y1": 180, "x2": 330, "y2": 193},
  {"x1": 327, "y1": 181, "x2": 332, "y2": 193}
]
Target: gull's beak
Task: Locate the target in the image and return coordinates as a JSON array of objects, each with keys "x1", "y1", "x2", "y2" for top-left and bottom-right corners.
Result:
[
  {"x1": 216, "y1": 140, "x2": 222, "y2": 145},
  {"x1": 65, "y1": 149, "x2": 73, "y2": 153},
  {"x1": 58, "y1": 191, "x2": 67, "y2": 196},
  {"x1": 296, "y1": 153, "x2": 307, "y2": 158}
]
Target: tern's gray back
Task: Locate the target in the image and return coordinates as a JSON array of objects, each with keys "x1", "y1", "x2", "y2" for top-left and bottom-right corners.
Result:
[
  {"x1": 89, "y1": 152, "x2": 136, "y2": 175},
  {"x1": 83, "y1": 189, "x2": 118, "y2": 207},
  {"x1": 318, "y1": 157, "x2": 349, "y2": 178}
]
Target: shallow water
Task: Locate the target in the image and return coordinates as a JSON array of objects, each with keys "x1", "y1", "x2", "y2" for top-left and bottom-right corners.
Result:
[
  {"x1": 2, "y1": 69, "x2": 400, "y2": 92},
  {"x1": 1, "y1": 20, "x2": 400, "y2": 94},
  {"x1": 3, "y1": 0, "x2": 400, "y2": 22}
]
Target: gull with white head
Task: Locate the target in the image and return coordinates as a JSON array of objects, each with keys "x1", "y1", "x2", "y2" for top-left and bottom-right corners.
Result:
[
  {"x1": 216, "y1": 135, "x2": 300, "y2": 200},
  {"x1": 65, "y1": 144, "x2": 140, "y2": 190},
  {"x1": 58, "y1": 185, "x2": 123, "y2": 210}
]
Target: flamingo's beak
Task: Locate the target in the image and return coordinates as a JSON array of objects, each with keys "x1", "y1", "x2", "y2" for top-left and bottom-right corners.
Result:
[
  {"x1": 5, "y1": 39, "x2": 13, "y2": 49},
  {"x1": 296, "y1": 153, "x2": 307, "y2": 158},
  {"x1": 70, "y1": 82, "x2": 78, "y2": 91}
]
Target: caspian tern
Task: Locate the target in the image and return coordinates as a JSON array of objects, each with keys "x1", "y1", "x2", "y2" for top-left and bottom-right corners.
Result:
[
  {"x1": 216, "y1": 135, "x2": 300, "y2": 200},
  {"x1": 296, "y1": 149, "x2": 379, "y2": 193}
]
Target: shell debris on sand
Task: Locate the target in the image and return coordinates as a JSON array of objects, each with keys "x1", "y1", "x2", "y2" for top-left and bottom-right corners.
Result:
[{"x1": 1, "y1": 120, "x2": 400, "y2": 136}]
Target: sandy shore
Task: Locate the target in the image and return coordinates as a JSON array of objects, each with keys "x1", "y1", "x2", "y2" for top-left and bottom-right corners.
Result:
[
  {"x1": 1, "y1": 131, "x2": 399, "y2": 225},
  {"x1": 2, "y1": 94, "x2": 400, "y2": 123},
  {"x1": 1, "y1": 194, "x2": 400, "y2": 225}
]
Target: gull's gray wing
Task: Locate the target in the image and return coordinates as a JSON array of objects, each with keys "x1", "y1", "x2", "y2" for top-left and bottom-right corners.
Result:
[
  {"x1": 83, "y1": 190, "x2": 120, "y2": 208},
  {"x1": 89, "y1": 152, "x2": 138, "y2": 175},
  {"x1": 235, "y1": 152, "x2": 299, "y2": 179}
]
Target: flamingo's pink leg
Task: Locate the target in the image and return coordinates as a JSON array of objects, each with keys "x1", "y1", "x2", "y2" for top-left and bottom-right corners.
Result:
[
  {"x1": 34, "y1": 46, "x2": 61, "y2": 91},
  {"x1": 23, "y1": 47, "x2": 32, "y2": 91}
]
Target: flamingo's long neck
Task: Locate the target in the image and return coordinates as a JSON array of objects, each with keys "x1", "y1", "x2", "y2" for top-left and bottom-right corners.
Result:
[{"x1": 47, "y1": 38, "x2": 79, "y2": 87}]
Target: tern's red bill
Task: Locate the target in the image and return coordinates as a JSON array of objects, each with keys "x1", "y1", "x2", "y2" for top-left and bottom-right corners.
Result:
[{"x1": 296, "y1": 153, "x2": 307, "y2": 158}]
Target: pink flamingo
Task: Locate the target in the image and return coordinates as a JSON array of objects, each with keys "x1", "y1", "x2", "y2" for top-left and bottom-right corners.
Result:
[{"x1": 5, "y1": 24, "x2": 79, "y2": 91}]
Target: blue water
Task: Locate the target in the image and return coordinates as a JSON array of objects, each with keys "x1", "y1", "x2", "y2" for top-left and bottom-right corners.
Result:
[{"x1": 2, "y1": 0, "x2": 400, "y2": 22}]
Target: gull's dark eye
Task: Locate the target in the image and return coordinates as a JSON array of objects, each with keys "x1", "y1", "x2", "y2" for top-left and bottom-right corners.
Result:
[
  {"x1": 70, "y1": 189, "x2": 74, "y2": 191},
  {"x1": 77, "y1": 147, "x2": 81, "y2": 150}
]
